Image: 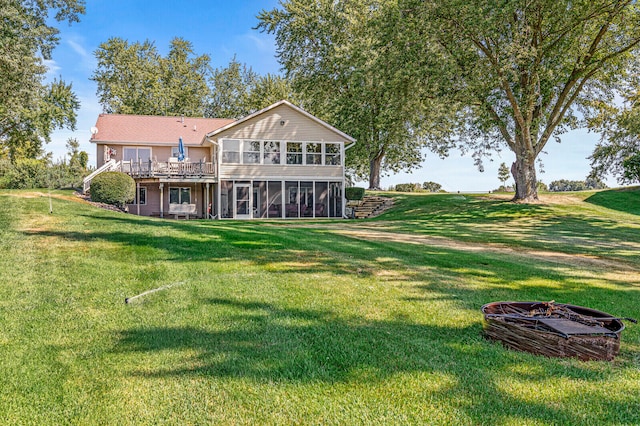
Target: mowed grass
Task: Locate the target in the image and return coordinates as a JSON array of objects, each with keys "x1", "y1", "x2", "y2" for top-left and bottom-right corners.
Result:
[{"x1": 0, "y1": 189, "x2": 638, "y2": 425}]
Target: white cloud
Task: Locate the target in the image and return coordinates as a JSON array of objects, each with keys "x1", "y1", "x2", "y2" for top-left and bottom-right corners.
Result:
[
  {"x1": 67, "y1": 37, "x2": 97, "y2": 72},
  {"x1": 43, "y1": 59, "x2": 61, "y2": 78}
]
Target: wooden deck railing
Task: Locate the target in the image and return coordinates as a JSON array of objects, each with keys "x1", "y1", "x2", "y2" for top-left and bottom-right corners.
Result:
[{"x1": 121, "y1": 160, "x2": 216, "y2": 178}]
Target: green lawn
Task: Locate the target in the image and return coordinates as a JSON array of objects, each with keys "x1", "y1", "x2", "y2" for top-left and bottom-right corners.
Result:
[{"x1": 0, "y1": 189, "x2": 638, "y2": 425}]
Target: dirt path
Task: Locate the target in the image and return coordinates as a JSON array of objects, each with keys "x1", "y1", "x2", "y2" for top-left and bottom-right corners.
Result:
[{"x1": 279, "y1": 222, "x2": 640, "y2": 280}]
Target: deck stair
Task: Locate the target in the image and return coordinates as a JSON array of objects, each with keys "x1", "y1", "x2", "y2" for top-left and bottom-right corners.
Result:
[{"x1": 353, "y1": 196, "x2": 394, "y2": 219}]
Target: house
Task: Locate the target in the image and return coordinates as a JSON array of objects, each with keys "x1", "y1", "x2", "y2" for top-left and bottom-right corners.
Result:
[{"x1": 85, "y1": 100, "x2": 355, "y2": 219}]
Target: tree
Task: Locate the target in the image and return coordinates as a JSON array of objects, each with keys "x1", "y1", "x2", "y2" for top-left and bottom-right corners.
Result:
[
  {"x1": 0, "y1": 0, "x2": 84, "y2": 160},
  {"x1": 206, "y1": 57, "x2": 258, "y2": 119},
  {"x1": 92, "y1": 37, "x2": 211, "y2": 116},
  {"x1": 589, "y1": 82, "x2": 640, "y2": 184},
  {"x1": 498, "y1": 162, "x2": 511, "y2": 187},
  {"x1": 403, "y1": 0, "x2": 640, "y2": 202},
  {"x1": 622, "y1": 153, "x2": 640, "y2": 184},
  {"x1": 257, "y1": 0, "x2": 454, "y2": 189},
  {"x1": 422, "y1": 181, "x2": 442, "y2": 192}
]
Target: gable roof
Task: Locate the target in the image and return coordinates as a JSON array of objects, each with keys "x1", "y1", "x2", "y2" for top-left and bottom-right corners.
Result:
[
  {"x1": 205, "y1": 100, "x2": 356, "y2": 143},
  {"x1": 90, "y1": 114, "x2": 234, "y2": 145}
]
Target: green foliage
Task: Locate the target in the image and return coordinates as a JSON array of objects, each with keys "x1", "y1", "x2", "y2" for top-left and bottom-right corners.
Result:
[
  {"x1": 549, "y1": 178, "x2": 607, "y2": 192},
  {"x1": 623, "y1": 154, "x2": 640, "y2": 184},
  {"x1": 422, "y1": 181, "x2": 443, "y2": 192},
  {"x1": 589, "y1": 83, "x2": 640, "y2": 183},
  {"x1": 257, "y1": 0, "x2": 455, "y2": 189},
  {"x1": 0, "y1": 158, "x2": 48, "y2": 189},
  {"x1": 537, "y1": 181, "x2": 549, "y2": 192},
  {"x1": 1, "y1": 0, "x2": 82, "y2": 161},
  {"x1": 394, "y1": 183, "x2": 422, "y2": 192},
  {"x1": 498, "y1": 162, "x2": 511, "y2": 185},
  {"x1": 345, "y1": 186, "x2": 365, "y2": 200},
  {"x1": 89, "y1": 172, "x2": 135, "y2": 207},
  {"x1": 92, "y1": 37, "x2": 211, "y2": 116},
  {"x1": 401, "y1": 0, "x2": 640, "y2": 201}
]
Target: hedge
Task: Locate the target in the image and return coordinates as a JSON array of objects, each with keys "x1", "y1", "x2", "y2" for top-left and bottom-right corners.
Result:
[
  {"x1": 345, "y1": 187, "x2": 365, "y2": 201},
  {"x1": 90, "y1": 172, "x2": 135, "y2": 207}
]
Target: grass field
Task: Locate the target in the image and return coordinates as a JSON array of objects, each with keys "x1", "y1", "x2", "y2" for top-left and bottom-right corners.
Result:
[{"x1": 0, "y1": 189, "x2": 638, "y2": 425}]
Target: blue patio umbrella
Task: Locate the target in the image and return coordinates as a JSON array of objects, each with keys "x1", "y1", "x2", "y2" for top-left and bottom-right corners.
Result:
[{"x1": 178, "y1": 137, "x2": 185, "y2": 161}]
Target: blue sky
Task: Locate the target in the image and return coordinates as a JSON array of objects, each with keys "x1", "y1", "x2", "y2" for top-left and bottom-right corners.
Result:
[{"x1": 46, "y1": 0, "x2": 613, "y2": 191}]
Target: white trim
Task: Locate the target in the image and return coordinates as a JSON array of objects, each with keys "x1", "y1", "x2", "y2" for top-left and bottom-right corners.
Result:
[{"x1": 205, "y1": 100, "x2": 356, "y2": 143}]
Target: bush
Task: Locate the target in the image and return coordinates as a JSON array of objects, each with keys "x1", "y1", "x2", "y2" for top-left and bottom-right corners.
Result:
[
  {"x1": 0, "y1": 158, "x2": 48, "y2": 189},
  {"x1": 422, "y1": 181, "x2": 443, "y2": 192},
  {"x1": 345, "y1": 186, "x2": 365, "y2": 201},
  {"x1": 394, "y1": 183, "x2": 422, "y2": 192},
  {"x1": 90, "y1": 172, "x2": 135, "y2": 207}
]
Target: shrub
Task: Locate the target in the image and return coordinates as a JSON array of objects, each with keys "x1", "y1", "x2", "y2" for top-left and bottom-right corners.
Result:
[
  {"x1": 395, "y1": 183, "x2": 422, "y2": 192},
  {"x1": 345, "y1": 186, "x2": 365, "y2": 201},
  {"x1": 90, "y1": 172, "x2": 135, "y2": 207},
  {"x1": 422, "y1": 181, "x2": 443, "y2": 192}
]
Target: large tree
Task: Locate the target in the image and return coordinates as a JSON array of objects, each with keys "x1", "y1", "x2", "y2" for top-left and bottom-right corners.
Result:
[
  {"x1": 404, "y1": 0, "x2": 640, "y2": 201},
  {"x1": 589, "y1": 79, "x2": 640, "y2": 184},
  {"x1": 257, "y1": 0, "x2": 454, "y2": 189},
  {"x1": 92, "y1": 37, "x2": 211, "y2": 116},
  {"x1": 0, "y1": 0, "x2": 84, "y2": 160}
]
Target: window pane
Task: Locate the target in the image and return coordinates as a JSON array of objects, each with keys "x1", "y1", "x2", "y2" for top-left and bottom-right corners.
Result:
[
  {"x1": 222, "y1": 140, "x2": 240, "y2": 164},
  {"x1": 123, "y1": 148, "x2": 137, "y2": 162},
  {"x1": 307, "y1": 143, "x2": 321, "y2": 153},
  {"x1": 315, "y1": 182, "x2": 328, "y2": 217},
  {"x1": 285, "y1": 181, "x2": 299, "y2": 217},
  {"x1": 242, "y1": 141, "x2": 260, "y2": 164},
  {"x1": 246, "y1": 140, "x2": 261, "y2": 151},
  {"x1": 138, "y1": 148, "x2": 151, "y2": 162},
  {"x1": 263, "y1": 141, "x2": 280, "y2": 164},
  {"x1": 222, "y1": 152, "x2": 240, "y2": 163},
  {"x1": 169, "y1": 188, "x2": 179, "y2": 204},
  {"x1": 325, "y1": 143, "x2": 341, "y2": 165},
  {"x1": 267, "y1": 181, "x2": 282, "y2": 218},
  {"x1": 224, "y1": 140, "x2": 240, "y2": 151},
  {"x1": 139, "y1": 187, "x2": 147, "y2": 205},
  {"x1": 180, "y1": 188, "x2": 191, "y2": 204}
]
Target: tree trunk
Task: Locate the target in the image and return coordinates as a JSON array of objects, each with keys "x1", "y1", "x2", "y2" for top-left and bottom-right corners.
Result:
[
  {"x1": 511, "y1": 155, "x2": 538, "y2": 202},
  {"x1": 368, "y1": 153, "x2": 383, "y2": 190}
]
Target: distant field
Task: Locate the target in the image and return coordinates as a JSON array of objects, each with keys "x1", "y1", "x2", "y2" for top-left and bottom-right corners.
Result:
[{"x1": 0, "y1": 189, "x2": 638, "y2": 425}]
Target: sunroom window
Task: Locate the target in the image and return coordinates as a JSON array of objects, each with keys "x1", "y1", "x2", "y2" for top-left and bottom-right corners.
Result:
[
  {"x1": 306, "y1": 143, "x2": 322, "y2": 165},
  {"x1": 286, "y1": 142, "x2": 303, "y2": 165},
  {"x1": 243, "y1": 140, "x2": 261, "y2": 164},
  {"x1": 222, "y1": 139, "x2": 240, "y2": 163},
  {"x1": 263, "y1": 141, "x2": 280, "y2": 164},
  {"x1": 325, "y1": 143, "x2": 341, "y2": 165}
]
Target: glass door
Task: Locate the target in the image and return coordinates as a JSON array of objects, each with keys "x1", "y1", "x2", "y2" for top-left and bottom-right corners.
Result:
[{"x1": 234, "y1": 183, "x2": 251, "y2": 219}]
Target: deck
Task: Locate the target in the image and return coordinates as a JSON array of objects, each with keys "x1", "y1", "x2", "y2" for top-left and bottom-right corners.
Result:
[{"x1": 121, "y1": 160, "x2": 216, "y2": 178}]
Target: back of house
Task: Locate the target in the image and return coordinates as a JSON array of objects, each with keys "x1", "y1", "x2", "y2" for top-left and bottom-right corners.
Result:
[{"x1": 87, "y1": 100, "x2": 354, "y2": 219}]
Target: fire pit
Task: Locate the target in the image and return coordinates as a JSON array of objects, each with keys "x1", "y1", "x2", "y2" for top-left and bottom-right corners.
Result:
[{"x1": 482, "y1": 301, "x2": 635, "y2": 361}]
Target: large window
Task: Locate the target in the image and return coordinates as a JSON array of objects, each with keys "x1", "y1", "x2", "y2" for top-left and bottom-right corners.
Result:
[
  {"x1": 220, "y1": 139, "x2": 342, "y2": 166},
  {"x1": 123, "y1": 147, "x2": 151, "y2": 162},
  {"x1": 169, "y1": 187, "x2": 191, "y2": 204}
]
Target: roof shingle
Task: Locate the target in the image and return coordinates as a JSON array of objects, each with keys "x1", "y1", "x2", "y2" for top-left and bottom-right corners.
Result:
[{"x1": 90, "y1": 114, "x2": 235, "y2": 145}]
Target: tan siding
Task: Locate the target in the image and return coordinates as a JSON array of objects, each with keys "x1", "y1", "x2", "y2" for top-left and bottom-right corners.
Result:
[
  {"x1": 219, "y1": 164, "x2": 343, "y2": 179},
  {"x1": 216, "y1": 104, "x2": 349, "y2": 143}
]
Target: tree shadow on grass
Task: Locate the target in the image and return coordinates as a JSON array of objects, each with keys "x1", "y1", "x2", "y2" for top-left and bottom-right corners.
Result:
[{"x1": 113, "y1": 297, "x2": 638, "y2": 425}]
